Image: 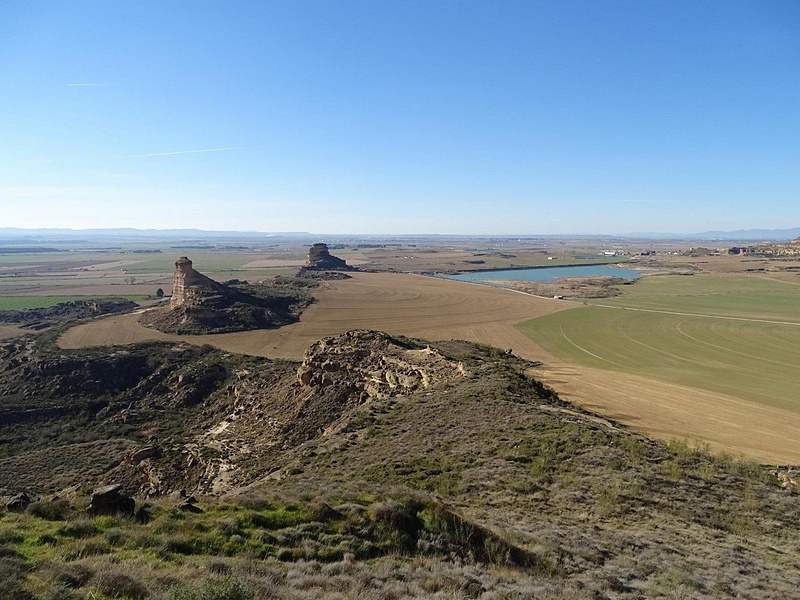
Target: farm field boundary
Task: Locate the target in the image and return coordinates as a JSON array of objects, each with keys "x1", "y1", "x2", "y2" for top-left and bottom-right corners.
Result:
[{"x1": 530, "y1": 361, "x2": 800, "y2": 464}]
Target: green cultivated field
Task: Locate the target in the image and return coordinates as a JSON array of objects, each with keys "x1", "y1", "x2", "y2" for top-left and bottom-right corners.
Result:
[
  {"x1": 518, "y1": 275, "x2": 800, "y2": 412},
  {"x1": 593, "y1": 274, "x2": 800, "y2": 322}
]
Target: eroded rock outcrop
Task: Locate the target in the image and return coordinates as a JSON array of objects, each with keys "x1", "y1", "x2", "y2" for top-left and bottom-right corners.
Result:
[
  {"x1": 170, "y1": 256, "x2": 228, "y2": 307},
  {"x1": 0, "y1": 298, "x2": 137, "y2": 330},
  {"x1": 140, "y1": 257, "x2": 307, "y2": 334},
  {"x1": 303, "y1": 243, "x2": 353, "y2": 271},
  {"x1": 728, "y1": 237, "x2": 800, "y2": 257},
  {"x1": 296, "y1": 330, "x2": 466, "y2": 400}
]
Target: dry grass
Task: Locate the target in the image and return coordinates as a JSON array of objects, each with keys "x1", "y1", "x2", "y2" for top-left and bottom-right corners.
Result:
[{"x1": 0, "y1": 440, "x2": 137, "y2": 495}]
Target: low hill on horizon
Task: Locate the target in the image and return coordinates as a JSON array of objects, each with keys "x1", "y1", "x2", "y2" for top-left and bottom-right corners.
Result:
[{"x1": 3, "y1": 226, "x2": 800, "y2": 243}]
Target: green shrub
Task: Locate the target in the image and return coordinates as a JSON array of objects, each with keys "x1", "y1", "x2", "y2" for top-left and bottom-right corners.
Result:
[
  {"x1": 27, "y1": 499, "x2": 71, "y2": 521},
  {"x1": 0, "y1": 553, "x2": 33, "y2": 600},
  {"x1": 38, "y1": 560, "x2": 93, "y2": 588},
  {"x1": 39, "y1": 582, "x2": 80, "y2": 600}
]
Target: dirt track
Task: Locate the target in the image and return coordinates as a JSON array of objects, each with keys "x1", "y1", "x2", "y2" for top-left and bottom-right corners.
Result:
[{"x1": 59, "y1": 272, "x2": 800, "y2": 463}]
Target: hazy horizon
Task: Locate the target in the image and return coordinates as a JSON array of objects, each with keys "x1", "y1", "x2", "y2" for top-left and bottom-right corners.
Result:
[
  {"x1": 2, "y1": 2, "x2": 799, "y2": 234},
  {"x1": 1, "y1": 225, "x2": 798, "y2": 242}
]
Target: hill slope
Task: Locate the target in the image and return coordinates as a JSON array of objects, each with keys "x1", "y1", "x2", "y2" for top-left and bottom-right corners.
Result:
[{"x1": 0, "y1": 330, "x2": 797, "y2": 599}]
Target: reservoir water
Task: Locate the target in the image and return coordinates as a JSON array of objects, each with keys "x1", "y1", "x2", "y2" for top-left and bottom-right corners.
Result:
[{"x1": 446, "y1": 264, "x2": 644, "y2": 284}]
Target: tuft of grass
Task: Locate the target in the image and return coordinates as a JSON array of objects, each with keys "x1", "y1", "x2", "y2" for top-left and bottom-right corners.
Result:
[
  {"x1": 169, "y1": 576, "x2": 254, "y2": 600},
  {"x1": 91, "y1": 564, "x2": 149, "y2": 599}
]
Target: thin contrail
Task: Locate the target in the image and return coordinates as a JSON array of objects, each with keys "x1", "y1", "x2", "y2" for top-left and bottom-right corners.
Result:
[
  {"x1": 128, "y1": 147, "x2": 242, "y2": 158},
  {"x1": 66, "y1": 83, "x2": 105, "y2": 87}
]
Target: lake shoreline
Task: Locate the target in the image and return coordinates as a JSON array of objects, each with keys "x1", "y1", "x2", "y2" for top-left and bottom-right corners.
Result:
[{"x1": 443, "y1": 264, "x2": 649, "y2": 285}]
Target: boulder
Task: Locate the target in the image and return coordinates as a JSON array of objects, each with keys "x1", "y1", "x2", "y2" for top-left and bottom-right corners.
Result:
[
  {"x1": 2, "y1": 492, "x2": 31, "y2": 512},
  {"x1": 87, "y1": 484, "x2": 135, "y2": 517},
  {"x1": 176, "y1": 501, "x2": 203, "y2": 513}
]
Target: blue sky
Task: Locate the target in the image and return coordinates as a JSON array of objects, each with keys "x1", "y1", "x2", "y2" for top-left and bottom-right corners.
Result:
[{"x1": 1, "y1": 1, "x2": 798, "y2": 234}]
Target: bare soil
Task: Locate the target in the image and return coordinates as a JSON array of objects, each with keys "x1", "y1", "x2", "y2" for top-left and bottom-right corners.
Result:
[{"x1": 0, "y1": 325, "x2": 23, "y2": 339}]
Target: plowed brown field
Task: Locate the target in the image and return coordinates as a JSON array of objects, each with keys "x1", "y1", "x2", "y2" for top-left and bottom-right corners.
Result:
[
  {"x1": 530, "y1": 363, "x2": 800, "y2": 464},
  {"x1": 59, "y1": 272, "x2": 572, "y2": 360},
  {"x1": 58, "y1": 272, "x2": 800, "y2": 463}
]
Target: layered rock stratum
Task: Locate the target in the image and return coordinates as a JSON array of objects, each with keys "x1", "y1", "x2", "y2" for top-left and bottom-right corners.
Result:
[{"x1": 297, "y1": 329, "x2": 466, "y2": 399}]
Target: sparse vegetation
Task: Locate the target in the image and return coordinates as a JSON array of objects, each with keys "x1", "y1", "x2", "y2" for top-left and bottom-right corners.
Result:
[{"x1": 1, "y1": 493, "x2": 552, "y2": 599}]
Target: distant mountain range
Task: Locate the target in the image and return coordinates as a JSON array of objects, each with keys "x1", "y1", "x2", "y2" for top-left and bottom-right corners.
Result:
[
  {"x1": 624, "y1": 227, "x2": 800, "y2": 241},
  {"x1": 0, "y1": 227, "x2": 798, "y2": 243},
  {"x1": 0, "y1": 228, "x2": 310, "y2": 239}
]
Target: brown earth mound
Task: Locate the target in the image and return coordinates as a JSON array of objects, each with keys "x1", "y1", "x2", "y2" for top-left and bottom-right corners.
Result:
[{"x1": 0, "y1": 298, "x2": 138, "y2": 330}]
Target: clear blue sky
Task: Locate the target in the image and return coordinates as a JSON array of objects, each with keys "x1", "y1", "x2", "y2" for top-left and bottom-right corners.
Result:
[{"x1": 1, "y1": 1, "x2": 798, "y2": 234}]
